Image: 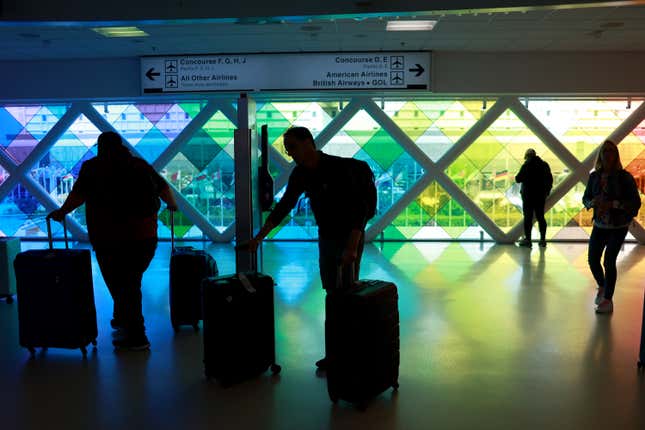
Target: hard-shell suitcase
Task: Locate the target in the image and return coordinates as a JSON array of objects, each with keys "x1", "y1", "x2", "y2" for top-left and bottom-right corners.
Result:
[
  {"x1": 169, "y1": 210, "x2": 218, "y2": 331},
  {"x1": 638, "y1": 290, "x2": 645, "y2": 370},
  {"x1": 13, "y1": 218, "x2": 97, "y2": 358},
  {"x1": 326, "y1": 279, "x2": 400, "y2": 407},
  {"x1": 0, "y1": 237, "x2": 20, "y2": 303},
  {"x1": 202, "y1": 271, "x2": 281, "y2": 385}
]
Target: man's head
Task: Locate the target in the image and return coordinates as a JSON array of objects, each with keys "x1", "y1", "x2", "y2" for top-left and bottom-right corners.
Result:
[
  {"x1": 97, "y1": 131, "x2": 130, "y2": 161},
  {"x1": 283, "y1": 127, "x2": 318, "y2": 168},
  {"x1": 524, "y1": 148, "x2": 536, "y2": 160}
]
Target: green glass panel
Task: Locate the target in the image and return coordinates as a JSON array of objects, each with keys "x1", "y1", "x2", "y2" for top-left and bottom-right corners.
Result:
[
  {"x1": 344, "y1": 110, "x2": 379, "y2": 147},
  {"x1": 417, "y1": 182, "x2": 450, "y2": 219},
  {"x1": 164, "y1": 152, "x2": 199, "y2": 194},
  {"x1": 178, "y1": 102, "x2": 202, "y2": 120},
  {"x1": 203, "y1": 111, "x2": 236, "y2": 148},
  {"x1": 433, "y1": 101, "x2": 483, "y2": 144},
  {"x1": 382, "y1": 101, "x2": 433, "y2": 142},
  {"x1": 361, "y1": 128, "x2": 404, "y2": 171},
  {"x1": 159, "y1": 209, "x2": 193, "y2": 238},
  {"x1": 379, "y1": 226, "x2": 408, "y2": 243},
  {"x1": 181, "y1": 129, "x2": 221, "y2": 172}
]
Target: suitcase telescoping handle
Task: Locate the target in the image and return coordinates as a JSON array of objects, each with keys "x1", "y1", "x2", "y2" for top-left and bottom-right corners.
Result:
[{"x1": 45, "y1": 216, "x2": 69, "y2": 250}]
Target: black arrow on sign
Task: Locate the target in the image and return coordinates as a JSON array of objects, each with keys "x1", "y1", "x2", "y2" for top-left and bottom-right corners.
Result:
[
  {"x1": 146, "y1": 68, "x2": 161, "y2": 80},
  {"x1": 409, "y1": 64, "x2": 424, "y2": 77}
]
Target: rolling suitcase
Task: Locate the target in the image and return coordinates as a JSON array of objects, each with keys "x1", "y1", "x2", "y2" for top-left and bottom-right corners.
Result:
[
  {"x1": 169, "y1": 211, "x2": 218, "y2": 331},
  {"x1": 13, "y1": 218, "x2": 97, "y2": 358},
  {"x1": 326, "y1": 278, "x2": 400, "y2": 408},
  {"x1": 0, "y1": 237, "x2": 20, "y2": 304},
  {"x1": 202, "y1": 271, "x2": 281, "y2": 385},
  {"x1": 639, "y1": 290, "x2": 645, "y2": 370}
]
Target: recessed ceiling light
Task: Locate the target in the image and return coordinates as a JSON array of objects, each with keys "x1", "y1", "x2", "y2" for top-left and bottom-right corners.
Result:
[
  {"x1": 92, "y1": 27, "x2": 149, "y2": 38},
  {"x1": 386, "y1": 20, "x2": 436, "y2": 31}
]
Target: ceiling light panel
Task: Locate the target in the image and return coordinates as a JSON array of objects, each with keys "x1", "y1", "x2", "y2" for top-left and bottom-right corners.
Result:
[{"x1": 386, "y1": 20, "x2": 437, "y2": 31}]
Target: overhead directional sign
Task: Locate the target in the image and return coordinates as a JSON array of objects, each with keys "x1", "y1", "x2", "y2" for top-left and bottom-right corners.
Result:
[{"x1": 140, "y1": 52, "x2": 431, "y2": 94}]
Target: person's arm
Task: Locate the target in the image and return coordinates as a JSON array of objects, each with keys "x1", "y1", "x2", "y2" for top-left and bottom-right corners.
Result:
[
  {"x1": 241, "y1": 169, "x2": 304, "y2": 252},
  {"x1": 582, "y1": 172, "x2": 597, "y2": 210},
  {"x1": 341, "y1": 161, "x2": 370, "y2": 265},
  {"x1": 617, "y1": 171, "x2": 641, "y2": 216},
  {"x1": 48, "y1": 189, "x2": 85, "y2": 221},
  {"x1": 515, "y1": 163, "x2": 527, "y2": 183},
  {"x1": 48, "y1": 168, "x2": 87, "y2": 221}
]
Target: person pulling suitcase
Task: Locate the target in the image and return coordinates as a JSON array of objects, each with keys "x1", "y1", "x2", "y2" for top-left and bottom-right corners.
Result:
[{"x1": 48, "y1": 131, "x2": 178, "y2": 351}]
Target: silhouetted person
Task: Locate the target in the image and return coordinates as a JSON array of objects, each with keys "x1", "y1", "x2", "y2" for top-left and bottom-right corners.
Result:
[
  {"x1": 582, "y1": 139, "x2": 640, "y2": 314},
  {"x1": 244, "y1": 126, "x2": 375, "y2": 370},
  {"x1": 515, "y1": 148, "x2": 553, "y2": 248},
  {"x1": 48, "y1": 131, "x2": 178, "y2": 350}
]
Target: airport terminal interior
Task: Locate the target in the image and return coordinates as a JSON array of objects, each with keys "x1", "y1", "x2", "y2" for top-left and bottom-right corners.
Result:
[{"x1": 2, "y1": 1, "x2": 645, "y2": 429}]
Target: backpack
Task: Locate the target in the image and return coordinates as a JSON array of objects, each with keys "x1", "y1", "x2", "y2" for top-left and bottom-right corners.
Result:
[{"x1": 351, "y1": 159, "x2": 377, "y2": 221}]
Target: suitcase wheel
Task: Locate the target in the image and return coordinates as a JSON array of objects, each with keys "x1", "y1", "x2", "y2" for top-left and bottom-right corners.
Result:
[
  {"x1": 5, "y1": 296, "x2": 13, "y2": 304},
  {"x1": 270, "y1": 364, "x2": 282, "y2": 375}
]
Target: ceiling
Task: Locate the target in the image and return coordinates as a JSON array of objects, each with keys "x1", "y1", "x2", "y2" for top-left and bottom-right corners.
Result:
[{"x1": 1, "y1": 4, "x2": 645, "y2": 61}]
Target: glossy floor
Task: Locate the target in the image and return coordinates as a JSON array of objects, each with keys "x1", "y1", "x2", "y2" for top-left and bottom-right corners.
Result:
[{"x1": 1, "y1": 241, "x2": 645, "y2": 430}]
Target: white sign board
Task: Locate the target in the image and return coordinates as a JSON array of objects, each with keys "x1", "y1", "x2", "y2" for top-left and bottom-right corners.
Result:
[{"x1": 140, "y1": 52, "x2": 430, "y2": 94}]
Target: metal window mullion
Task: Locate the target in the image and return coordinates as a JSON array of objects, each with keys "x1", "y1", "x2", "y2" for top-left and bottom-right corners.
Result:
[
  {"x1": 0, "y1": 150, "x2": 20, "y2": 202},
  {"x1": 365, "y1": 171, "x2": 435, "y2": 241},
  {"x1": 361, "y1": 98, "x2": 434, "y2": 167},
  {"x1": 20, "y1": 174, "x2": 89, "y2": 241},
  {"x1": 169, "y1": 184, "x2": 224, "y2": 242},
  {"x1": 434, "y1": 171, "x2": 509, "y2": 242},
  {"x1": 151, "y1": 101, "x2": 220, "y2": 170},
  {"x1": 213, "y1": 101, "x2": 238, "y2": 127},
  {"x1": 436, "y1": 97, "x2": 513, "y2": 169},
  {"x1": 508, "y1": 98, "x2": 581, "y2": 170},
  {"x1": 79, "y1": 102, "x2": 147, "y2": 160},
  {"x1": 15, "y1": 104, "x2": 84, "y2": 176},
  {"x1": 314, "y1": 98, "x2": 363, "y2": 149}
]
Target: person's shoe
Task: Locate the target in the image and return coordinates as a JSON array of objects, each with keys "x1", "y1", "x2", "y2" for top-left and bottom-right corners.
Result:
[
  {"x1": 518, "y1": 239, "x2": 532, "y2": 248},
  {"x1": 538, "y1": 240, "x2": 547, "y2": 248},
  {"x1": 315, "y1": 357, "x2": 328, "y2": 370},
  {"x1": 112, "y1": 335, "x2": 150, "y2": 351},
  {"x1": 595, "y1": 299, "x2": 613, "y2": 314},
  {"x1": 594, "y1": 288, "x2": 605, "y2": 305}
]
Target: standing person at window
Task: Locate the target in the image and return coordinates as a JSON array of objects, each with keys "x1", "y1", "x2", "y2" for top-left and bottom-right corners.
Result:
[
  {"x1": 515, "y1": 148, "x2": 553, "y2": 248},
  {"x1": 582, "y1": 140, "x2": 641, "y2": 314},
  {"x1": 48, "y1": 131, "x2": 178, "y2": 350},
  {"x1": 242, "y1": 126, "x2": 375, "y2": 370}
]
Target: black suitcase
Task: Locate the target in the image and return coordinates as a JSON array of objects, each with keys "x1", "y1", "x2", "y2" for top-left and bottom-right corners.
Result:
[
  {"x1": 202, "y1": 271, "x2": 281, "y2": 385},
  {"x1": 169, "y1": 210, "x2": 219, "y2": 331},
  {"x1": 325, "y1": 279, "x2": 400, "y2": 407},
  {"x1": 638, "y1": 290, "x2": 645, "y2": 370},
  {"x1": 170, "y1": 247, "x2": 218, "y2": 331},
  {"x1": 13, "y1": 218, "x2": 97, "y2": 358}
]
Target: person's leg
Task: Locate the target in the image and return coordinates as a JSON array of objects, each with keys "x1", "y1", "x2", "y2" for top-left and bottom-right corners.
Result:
[
  {"x1": 317, "y1": 237, "x2": 345, "y2": 369},
  {"x1": 94, "y1": 245, "x2": 123, "y2": 327},
  {"x1": 520, "y1": 198, "x2": 534, "y2": 246},
  {"x1": 601, "y1": 227, "x2": 628, "y2": 301},
  {"x1": 114, "y1": 239, "x2": 157, "y2": 348},
  {"x1": 534, "y1": 196, "x2": 547, "y2": 244},
  {"x1": 587, "y1": 226, "x2": 609, "y2": 299}
]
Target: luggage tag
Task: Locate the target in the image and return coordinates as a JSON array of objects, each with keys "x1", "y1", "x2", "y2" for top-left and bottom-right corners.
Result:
[{"x1": 238, "y1": 272, "x2": 257, "y2": 294}]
